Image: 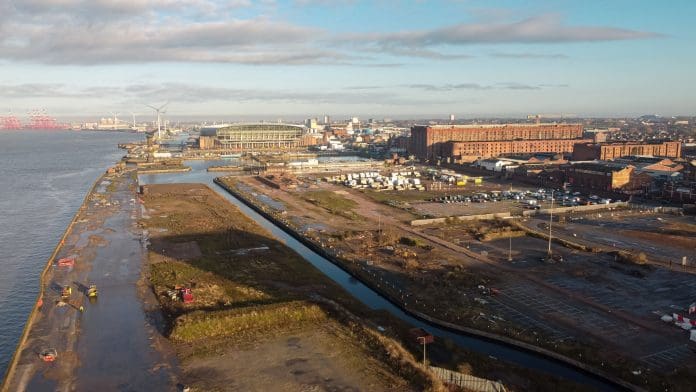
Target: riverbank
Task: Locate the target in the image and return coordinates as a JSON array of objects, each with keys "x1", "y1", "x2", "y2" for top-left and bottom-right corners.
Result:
[
  {"x1": 139, "y1": 183, "x2": 444, "y2": 391},
  {"x1": 214, "y1": 177, "x2": 647, "y2": 392},
  {"x1": 2, "y1": 169, "x2": 178, "y2": 391}
]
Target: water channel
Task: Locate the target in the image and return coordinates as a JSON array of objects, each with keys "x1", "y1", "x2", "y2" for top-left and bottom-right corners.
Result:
[{"x1": 139, "y1": 160, "x2": 625, "y2": 391}]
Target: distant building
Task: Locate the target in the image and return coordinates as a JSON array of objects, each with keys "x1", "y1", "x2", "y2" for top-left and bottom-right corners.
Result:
[
  {"x1": 684, "y1": 160, "x2": 696, "y2": 183},
  {"x1": 476, "y1": 158, "x2": 514, "y2": 172},
  {"x1": 565, "y1": 162, "x2": 650, "y2": 192},
  {"x1": 199, "y1": 123, "x2": 305, "y2": 150},
  {"x1": 445, "y1": 139, "x2": 589, "y2": 162},
  {"x1": 410, "y1": 123, "x2": 584, "y2": 161},
  {"x1": 305, "y1": 118, "x2": 319, "y2": 133},
  {"x1": 572, "y1": 141, "x2": 682, "y2": 161},
  {"x1": 582, "y1": 129, "x2": 613, "y2": 143}
]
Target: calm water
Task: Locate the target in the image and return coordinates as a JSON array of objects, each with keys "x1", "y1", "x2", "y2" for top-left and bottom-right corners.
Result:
[{"x1": 0, "y1": 130, "x2": 140, "y2": 378}]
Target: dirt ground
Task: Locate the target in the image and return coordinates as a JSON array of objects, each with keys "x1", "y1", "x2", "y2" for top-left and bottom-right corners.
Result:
[
  {"x1": 139, "y1": 183, "x2": 434, "y2": 392},
  {"x1": 183, "y1": 326, "x2": 412, "y2": 392},
  {"x1": 523, "y1": 209, "x2": 696, "y2": 265},
  {"x1": 223, "y1": 175, "x2": 696, "y2": 391}
]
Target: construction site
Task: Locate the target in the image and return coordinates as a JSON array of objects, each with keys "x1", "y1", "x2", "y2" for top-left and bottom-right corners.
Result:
[
  {"x1": 217, "y1": 172, "x2": 696, "y2": 391},
  {"x1": 137, "y1": 183, "x2": 447, "y2": 392}
]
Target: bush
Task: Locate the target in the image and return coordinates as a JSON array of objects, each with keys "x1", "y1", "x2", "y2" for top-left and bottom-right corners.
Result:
[
  {"x1": 614, "y1": 251, "x2": 648, "y2": 265},
  {"x1": 399, "y1": 237, "x2": 418, "y2": 246}
]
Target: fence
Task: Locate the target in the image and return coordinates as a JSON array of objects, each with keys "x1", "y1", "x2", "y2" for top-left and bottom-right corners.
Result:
[
  {"x1": 410, "y1": 202, "x2": 629, "y2": 226},
  {"x1": 429, "y1": 366, "x2": 507, "y2": 392}
]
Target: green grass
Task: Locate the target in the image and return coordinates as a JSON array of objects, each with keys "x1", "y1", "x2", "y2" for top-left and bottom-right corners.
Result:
[
  {"x1": 300, "y1": 190, "x2": 359, "y2": 219},
  {"x1": 150, "y1": 260, "x2": 272, "y2": 310},
  {"x1": 170, "y1": 301, "x2": 327, "y2": 342},
  {"x1": 359, "y1": 189, "x2": 440, "y2": 204}
]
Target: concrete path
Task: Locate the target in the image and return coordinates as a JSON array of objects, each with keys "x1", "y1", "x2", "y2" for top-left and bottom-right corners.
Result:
[{"x1": 3, "y1": 170, "x2": 178, "y2": 391}]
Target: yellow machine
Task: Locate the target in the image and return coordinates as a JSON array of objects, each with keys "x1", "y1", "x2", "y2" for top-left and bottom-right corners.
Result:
[
  {"x1": 87, "y1": 284, "x2": 98, "y2": 298},
  {"x1": 61, "y1": 286, "x2": 72, "y2": 299}
]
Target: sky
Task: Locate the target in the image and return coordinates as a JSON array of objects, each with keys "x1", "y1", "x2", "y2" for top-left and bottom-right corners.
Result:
[{"x1": 0, "y1": 0, "x2": 694, "y2": 121}]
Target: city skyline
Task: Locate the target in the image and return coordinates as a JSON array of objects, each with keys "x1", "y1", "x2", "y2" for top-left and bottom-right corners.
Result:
[{"x1": 0, "y1": 0, "x2": 694, "y2": 118}]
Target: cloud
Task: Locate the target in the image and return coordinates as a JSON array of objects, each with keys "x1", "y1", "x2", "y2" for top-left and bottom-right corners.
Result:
[
  {"x1": 0, "y1": 4, "x2": 662, "y2": 66},
  {"x1": 367, "y1": 47, "x2": 472, "y2": 60},
  {"x1": 404, "y1": 82, "x2": 560, "y2": 91},
  {"x1": 490, "y1": 52, "x2": 569, "y2": 59},
  {"x1": 293, "y1": 0, "x2": 355, "y2": 5},
  {"x1": 0, "y1": 0, "x2": 324, "y2": 65},
  {"x1": 0, "y1": 17, "x2": 324, "y2": 64},
  {"x1": 0, "y1": 82, "x2": 449, "y2": 106},
  {"x1": 338, "y1": 13, "x2": 661, "y2": 49}
]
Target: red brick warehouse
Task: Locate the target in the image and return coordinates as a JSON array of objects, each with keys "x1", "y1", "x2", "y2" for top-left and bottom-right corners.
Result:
[{"x1": 410, "y1": 123, "x2": 587, "y2": 161}]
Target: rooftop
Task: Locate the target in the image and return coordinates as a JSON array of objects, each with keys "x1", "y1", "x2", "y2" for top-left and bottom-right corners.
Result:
[{"x1": 417, "y1": 123, "x2": 581, "y2": 129}]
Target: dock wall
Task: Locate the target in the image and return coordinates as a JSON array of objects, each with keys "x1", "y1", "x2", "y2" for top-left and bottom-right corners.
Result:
[{"x1": 1, "y1": 173, "x2": 106, "y2": 391}]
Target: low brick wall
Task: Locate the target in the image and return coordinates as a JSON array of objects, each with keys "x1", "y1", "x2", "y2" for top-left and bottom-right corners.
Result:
[{"x1": 410, "y1": 202, "x2": 628, "y2": 226}]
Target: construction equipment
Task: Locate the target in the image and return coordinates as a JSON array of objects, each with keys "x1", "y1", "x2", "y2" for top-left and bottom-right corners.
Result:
[
  {"x1": 180, "y1": 287, "x2": 194, "y2": 304},
  {"x1": 39, "y1": 348, "x2": 58, "y2": 362},
  {"x1": 61, "y1": 286, "x2": 72, "y2": 300},
  {"x1": 168, "y1": 286, "x2": 194, "y2": 303},
  {"x1": 87, "y1": 284, "x2": 98, "y2": 298},
  {"x1": 56, "y1": 257, "x2": 75, "y2": 267}
]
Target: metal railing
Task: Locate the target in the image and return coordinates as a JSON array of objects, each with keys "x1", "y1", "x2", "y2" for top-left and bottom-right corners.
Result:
[{"x1": 429, "y1": 366, "x2": 507, "y2": 392}]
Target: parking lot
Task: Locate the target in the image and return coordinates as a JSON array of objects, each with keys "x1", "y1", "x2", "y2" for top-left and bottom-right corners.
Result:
[
  {"x1": 489, "y1": 275, "x2": 696, "y2": 370},
  {"x1": 411, "y1": 188, "x2": 615, "y2": 218},
  {"x1": 424, "y1": 218, "x2": 696, "y2": 372}
]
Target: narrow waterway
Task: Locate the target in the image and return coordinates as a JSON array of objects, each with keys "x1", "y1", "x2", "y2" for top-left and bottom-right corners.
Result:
[{"x1": 139, "y1": 161, "x2": 625, "y2": 391}]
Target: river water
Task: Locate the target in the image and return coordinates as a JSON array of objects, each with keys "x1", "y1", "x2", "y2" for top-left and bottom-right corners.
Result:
[
  {"x1": 140, "y1": 161, "x2": 623, "y2": 391},
  {"x1": 0, "y1": 130, "x2": 141, "y2": 378}
]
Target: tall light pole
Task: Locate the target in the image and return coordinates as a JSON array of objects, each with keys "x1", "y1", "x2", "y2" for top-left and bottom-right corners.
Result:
[
  {"x1": 547, "y1": 190, "x2": 554, "y2": 257},
  {"x1": 503, "y1": 214, "x2": 514, "y2": 261},
  {"x1": 418, "y1": 336, "x2": 428, "y2": 366}
]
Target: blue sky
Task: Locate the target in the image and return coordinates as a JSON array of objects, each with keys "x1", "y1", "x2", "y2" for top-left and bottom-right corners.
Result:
[{"x1": 0, "y1": 0, "x2": 693, "y2": 120}]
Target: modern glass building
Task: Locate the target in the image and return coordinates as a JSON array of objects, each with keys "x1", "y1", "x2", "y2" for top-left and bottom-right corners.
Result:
[{"x1": 202, "y1": 123, "x2": 305, "y2": 150}]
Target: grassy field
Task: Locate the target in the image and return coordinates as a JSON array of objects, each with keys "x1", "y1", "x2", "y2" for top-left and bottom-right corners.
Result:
[
  {"x1": 299, "y1": 189, "x2": 359, "y2": 219},
  {"x1": 359, "y1": 188, "x2": 439, "y2": 204}
]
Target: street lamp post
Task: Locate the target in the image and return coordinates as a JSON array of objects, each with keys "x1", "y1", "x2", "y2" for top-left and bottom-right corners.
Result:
[
  {"x1": 547, "y1": 190, "x2": 554, "y2": 257},
  {"x1": 503, "y1": 214, "x2": 514, "y2": 261},
  {"x1": 418, "y1": 336, "x2": 428, "y2": 366}
]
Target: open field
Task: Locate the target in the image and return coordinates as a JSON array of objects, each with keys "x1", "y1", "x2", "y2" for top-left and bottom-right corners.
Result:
[
  {"x1": 182, "y1": 326, "x2": 413, "y2": 392},
  {"x1": 221, "y1": 175, "x2": 696, "y2": 391},
  {"x1": 139, "y1": 183, "x2": 445, "y2": 392}
]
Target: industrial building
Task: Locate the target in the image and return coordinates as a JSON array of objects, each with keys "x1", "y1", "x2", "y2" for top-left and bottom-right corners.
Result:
[
  {"x1": 445, "y1": 139, "x2": 589, "y2": 161},
  {"x1": 410, "y1": 123, "x2": 585, "y2": 161},
  {"x1": 571, "y1": 141, "x2": 682, "y2": 160},
  {"x1": 565, "y1": 162, "x2": 650, "y2": 192},
  {"x1": 199, "y1": 123, "x2": 305, "y2": 150}
]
